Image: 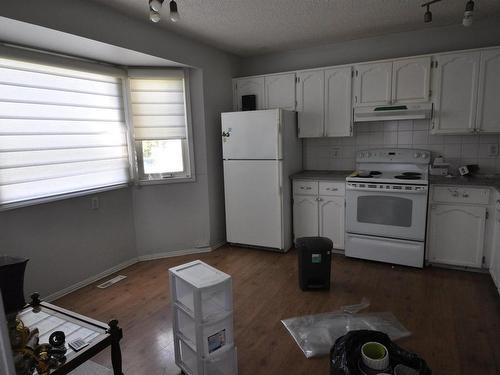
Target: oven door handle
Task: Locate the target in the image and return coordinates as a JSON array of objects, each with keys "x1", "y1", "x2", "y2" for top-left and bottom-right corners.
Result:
[{"x1": 346, "y1": 186, "x2": 427, "y2": 194}]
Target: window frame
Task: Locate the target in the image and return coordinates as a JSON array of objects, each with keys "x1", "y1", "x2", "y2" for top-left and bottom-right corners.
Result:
[{"x1": 126, "y1": 68, "x2": 196, "y2": 186}]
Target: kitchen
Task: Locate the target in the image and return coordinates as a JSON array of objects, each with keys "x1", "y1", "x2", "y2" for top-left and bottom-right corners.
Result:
[
  {"x1": 226, "y1": 46, "x2": 500, "y2": 289},
  {"x1": 1, "y1": 1, "x2": 500, "y2": 374}
]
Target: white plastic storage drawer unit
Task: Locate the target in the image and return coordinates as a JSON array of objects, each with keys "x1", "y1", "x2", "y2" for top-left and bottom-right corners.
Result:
[
  {"x1": 170, "y1": 260, "x2": 233, "y2": 321},
  {"x1": 177, "y1": 337, "x2": 238, "y2": 375},
  {"x1": 175, "y1": 306, "x2": 234, "y2": 356},
  {"x1": 170, "y1": 260, "x2": 237, "y2": 375}
]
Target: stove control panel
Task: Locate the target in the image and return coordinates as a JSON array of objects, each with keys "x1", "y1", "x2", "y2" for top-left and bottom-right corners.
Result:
[
  {"x1": 347, "y1": 182, "x2": 428, "y2": 193},
  {"x1": 357, "y1": 148, "x2": 431, "y2": 164}
]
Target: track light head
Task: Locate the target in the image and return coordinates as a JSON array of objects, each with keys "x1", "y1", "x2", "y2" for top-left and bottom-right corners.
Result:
[
  {"x1": 149, "y1": 10, "x2": 161, "y2": 22},
  {"x1": 149, "y1": 0, "x2": 164, "y2": 12},
  {"x1": 424, "y1": 5, "x2": 432, "y2": 23},
  {"x1": 463, "y1": 0, "x2": 474, "y2": 27},
  {"x1": 169, "y1": 0, "x2": 180, "y2": 22},
  {"x1": 421, "y1": 0, "x2": 441, "y2": 24}
]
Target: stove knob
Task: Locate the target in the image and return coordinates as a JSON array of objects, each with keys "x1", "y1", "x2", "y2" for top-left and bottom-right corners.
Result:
[
  {"x1": 414, "y1": 152, "x2": 421, "y2": 158},
  {"x1": 366, "y1": 152, "x2": 372, "y2": 157},
  {"x1": 359, "y1": 152, "x2": 365, "y2": 158},
  {"x1": 422, "y1": 153, "x2": 429, "y2": 159}
]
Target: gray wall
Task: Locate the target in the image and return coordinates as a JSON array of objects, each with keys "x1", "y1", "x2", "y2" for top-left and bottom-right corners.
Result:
[
  {"x1": 0, "y1": 0, "x2": 238, "y2": 296},
  {"x1": 0, "y1": 189, "x2": 136, "y2": 298},
  {"x1": 238, "y1": 18, "x2": 500, "y2": 76}
]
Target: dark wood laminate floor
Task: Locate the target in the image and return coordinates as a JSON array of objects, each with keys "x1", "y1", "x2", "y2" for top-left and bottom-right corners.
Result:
[{"x1": 55, "y1": 246, "x2": 500, "y2": 375}]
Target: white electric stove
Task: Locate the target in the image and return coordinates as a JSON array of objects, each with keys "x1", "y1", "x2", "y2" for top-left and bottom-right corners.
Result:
[{"x1": 345, "y1": 148, "x2": 431, "y2": 268}]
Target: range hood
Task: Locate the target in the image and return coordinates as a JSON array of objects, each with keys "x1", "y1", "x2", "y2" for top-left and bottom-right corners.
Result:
[{"x1": 353, "y1": 103, "x2": 433, "y2": 122}]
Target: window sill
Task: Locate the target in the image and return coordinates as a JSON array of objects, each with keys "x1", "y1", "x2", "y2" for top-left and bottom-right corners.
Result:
[
  {"x1": 0, "y1": 183, "x2": 130, "y2": 212},
  {"x1": 136, "y1": 175, "x2": 196, "y2": 186}
]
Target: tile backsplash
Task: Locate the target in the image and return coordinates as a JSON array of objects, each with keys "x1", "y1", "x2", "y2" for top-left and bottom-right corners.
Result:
[{"x1": 303, "y1": 120, "x2": 500, "y2": 174}]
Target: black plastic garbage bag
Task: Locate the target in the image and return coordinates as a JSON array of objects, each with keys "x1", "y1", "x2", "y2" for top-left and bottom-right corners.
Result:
[{"x1": 330, "y1": 330, "x2": 431, "y2": 375}]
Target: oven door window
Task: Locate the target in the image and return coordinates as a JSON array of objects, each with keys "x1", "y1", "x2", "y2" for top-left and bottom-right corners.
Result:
[{"x1": 357, "y1": 195, "x2": 413, "y2": 227}]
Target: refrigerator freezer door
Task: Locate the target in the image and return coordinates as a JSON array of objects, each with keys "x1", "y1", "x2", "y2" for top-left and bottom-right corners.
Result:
[
  {"x1": 223, "y1": 160, "x2": 283, "y2": 249},
  {"x1": 221, "y1": 109, "x2": 282, "y2": 160}
]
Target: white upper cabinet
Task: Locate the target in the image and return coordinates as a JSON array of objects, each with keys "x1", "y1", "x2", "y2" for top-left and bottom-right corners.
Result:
[
  {"x1": 233, "y1": 77, "x2": 265, "y2": 111},
  {"x1": 354, "y1": 62, "x2": 392, "y2": 107},
  {"x1": 354, "y1": 58, "x2": 430, "y2": 107},
  {"x1": 296, "y1": 70, "x2": 325, "y2": 138},
  {"x1": 476, "y1": 48, "x2": 500, "y2": 133},
  {"x1": 264, "y1": 73, "x2": 296, "y2": 111},
  {"x1": 392, "y1": 57, "x2": 431, "y2": 104},
  {"x1": 431, "y1": 51, "x2": 481, "y2": 134},
  {"x1": 324, "y1": 67, "x2": 353, "y2": 137}
]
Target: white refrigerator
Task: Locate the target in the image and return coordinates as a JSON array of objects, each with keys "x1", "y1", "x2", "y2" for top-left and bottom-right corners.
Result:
[{"x1": 221, "y1": 109, "x2": 302, "y2": 252}]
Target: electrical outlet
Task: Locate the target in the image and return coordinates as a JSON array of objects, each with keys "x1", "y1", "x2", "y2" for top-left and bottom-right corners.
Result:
[
  {"x1": 331, "y1": 147, "x2": 341, "y2": 158},
  {"x1": 488, "y1": 144, "x2": 499, "y2": 157},
  {"x1": 90, "y1": 197, "x2": 99, "y2": 210}
]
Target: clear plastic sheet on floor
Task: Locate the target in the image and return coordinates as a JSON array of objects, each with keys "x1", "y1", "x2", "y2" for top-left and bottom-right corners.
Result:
[{"x1": 281, "y1": 298, "x2": 411, "y2": 358}]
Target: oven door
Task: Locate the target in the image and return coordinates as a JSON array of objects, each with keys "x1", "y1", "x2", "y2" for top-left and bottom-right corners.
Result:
[{"x1": 346, "y1": 186, "x2": 427, "y2": 241}]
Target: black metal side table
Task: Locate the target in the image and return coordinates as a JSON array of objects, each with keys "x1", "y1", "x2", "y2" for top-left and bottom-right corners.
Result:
[{"x1": 17, "y1": 293, "x2": 124, "y2": 375}]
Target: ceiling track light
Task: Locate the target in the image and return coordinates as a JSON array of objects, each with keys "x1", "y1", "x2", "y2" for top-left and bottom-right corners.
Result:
[
  {"x1": 149, "y1": 0, "x2": 163, "y2": 22},
  {"x1": 463, "y1": 0, "x2": 474, "y2": 27},
  {"x1": 148, "y1": 0, "x2": 179, "y2": 23},
  {"x1": 421, "y1": 0, "x2": 442, "y2": 23}
]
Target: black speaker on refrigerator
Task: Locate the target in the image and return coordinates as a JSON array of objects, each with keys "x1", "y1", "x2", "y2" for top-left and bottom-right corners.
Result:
[{"x1": 241, "y1": 95, "x2": 256, "y2": 111}]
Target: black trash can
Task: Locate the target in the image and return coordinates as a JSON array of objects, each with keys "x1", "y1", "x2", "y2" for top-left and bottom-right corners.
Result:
[{"x1": 296, "y1": 237, "x2": 333, "y2": 291}]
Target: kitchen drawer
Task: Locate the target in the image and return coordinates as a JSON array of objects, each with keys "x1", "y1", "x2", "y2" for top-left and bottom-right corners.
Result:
[
  {"x1": 432, "y1": 186, "x2": 490, "y2": 205},
  {"x1": 293, "y1": 180, "x2": 318, "y2": 195},
  {"x1": 319, "y1": 181, "x2": 345, "y2": 196}
]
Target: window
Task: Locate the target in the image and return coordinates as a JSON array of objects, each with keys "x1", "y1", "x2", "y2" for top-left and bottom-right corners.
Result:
[
  {"x1": 0, "y1": 50, "x2": 194, "y2": 210},
  {"x1": 128, "y1": 70, "x2": 193, "y2": 183},
  {"x1": 0, "y1": 56, "x2": 130, "y2": 208}
]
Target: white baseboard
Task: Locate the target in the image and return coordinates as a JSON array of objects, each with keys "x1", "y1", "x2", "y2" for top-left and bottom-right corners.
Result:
[
  {"x1": 137, "y1": 241, "x2": 226, "y2": 262},
  {"x1": 44, "y1": 241, "x2": 227, "y2": 302},
  {"x1": 44, "y1": 258, "x2": 139, "y2": 302}
]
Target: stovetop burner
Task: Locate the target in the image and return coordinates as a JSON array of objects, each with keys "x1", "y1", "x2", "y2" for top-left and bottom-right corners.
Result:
[
  {"x1": 394, "y1": 175, "x2": 422, "y2": 180},
  {"x1": 401, "y1": 172, "x2": 422, "y2": 177},
  {"x1": 356, "y1": 171, "x2": 381, "y2": 178}
]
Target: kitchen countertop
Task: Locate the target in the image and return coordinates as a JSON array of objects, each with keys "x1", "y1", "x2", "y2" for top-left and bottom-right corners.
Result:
[
  {"x1": 291, "y1": 170, "x2": 353, "y2": 181},
  {"x1": 291, "y1": 171, "x2": 500, "y2": 192},
  {"x1": 430, "y1": 174, "x2": 500, "y2": 193}
]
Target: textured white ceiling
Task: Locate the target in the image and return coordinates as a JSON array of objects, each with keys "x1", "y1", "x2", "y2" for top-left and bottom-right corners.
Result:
[{"x1": 89, "y1": 0, "x2": 500, "y2": 56}]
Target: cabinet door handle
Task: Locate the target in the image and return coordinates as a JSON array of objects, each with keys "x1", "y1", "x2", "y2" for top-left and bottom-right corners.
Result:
[
  {"x1": 462, "y1": 193, "x2": 469, "y2": 198},
  {"x1": 326, "y1": 187, "x2": 338, "y2": 191}
]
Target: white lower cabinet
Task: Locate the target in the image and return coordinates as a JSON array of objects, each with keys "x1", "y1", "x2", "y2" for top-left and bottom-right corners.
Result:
[
  {"x1": 293, "y1": 195, "x2": 319, "y2": 238},
  {"x1": 319, "y1": 197, "x2": 345, "y2": 250},
  {"x1": 428, "y1": 203, "x2": 486, "y2": 268},
  {"x1": 293, "y1": 179, "x2": 345, "y2": 250}
]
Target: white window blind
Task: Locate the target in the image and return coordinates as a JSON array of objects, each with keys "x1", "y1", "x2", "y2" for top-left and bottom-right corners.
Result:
[
  {"x1": 0, "y1": 57, "x2": 130, "y2": 206},
  {"x1": 129, "y1": 70, "x2": 193, "y2": 182},
  {"x1": 129, "y1": 72, "x2": 187, "y2": 141}
]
